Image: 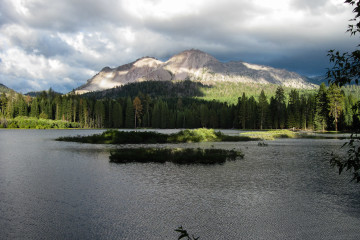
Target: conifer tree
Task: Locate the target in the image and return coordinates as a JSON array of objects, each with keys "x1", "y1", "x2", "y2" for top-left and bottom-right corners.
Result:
[
  {"x1": 314, "y1": 83, "x2": 329, "y2": 131},
  {"x1": 200, "y1": 104, "x2": 209, "y2": 128},
  {"x1": 327, "y1": 83, "x2": 344, "y2": 131},
  {"x1": 238, "y1": 92, "x2": 247, "y2": 129},
  {"x1": 0, "y1": 93, "x2": 7, "y2": 116},
  {"x1": 112, "y1": 102, "x2": 123, "y2": 128},
  {"x1": 30, "y1": 97, "x2": 40, "y2": 118},
  {"x1": 151, "y1": 101, "x2": 161, "y2": 128},
  {"x1": 133, "y1": 96, "x2": 143, "y2": 128},
  {"x1": 94, "y1": 101, "x2": 105, "y2": 128},
  {"x1": 160, "y1": 101, "x2": 169, "y2": 128},
  {"x1": 125, "y1": 97, "x2": 134, "y2": 128},
  {"x1": 287, "y1": 90, "x2": 301, "y2": 129},
  {"x1": 275, "y1": 86, "x2": 286, "y2": 129},
  {"x1": 258, "y1": 90, "x2": 268, "y2": 130},
  {"x1": 247, "y1": 96, "x2": 258, "y2": 129}
]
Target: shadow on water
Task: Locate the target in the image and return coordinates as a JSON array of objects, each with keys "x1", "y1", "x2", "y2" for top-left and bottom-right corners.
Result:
[{"x1": 109, "y1": 147, "x2": 244, "y2": 165}]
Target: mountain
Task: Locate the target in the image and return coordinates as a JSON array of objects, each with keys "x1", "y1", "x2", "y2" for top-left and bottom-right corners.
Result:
[{"x1": 74, "y1": 49, "x2": 317, "y2": 94}]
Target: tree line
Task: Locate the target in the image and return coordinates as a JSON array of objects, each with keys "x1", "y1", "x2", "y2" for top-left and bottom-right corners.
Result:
[{"x1": 0, "y1": 83, "x2": 359, "y2": 130}]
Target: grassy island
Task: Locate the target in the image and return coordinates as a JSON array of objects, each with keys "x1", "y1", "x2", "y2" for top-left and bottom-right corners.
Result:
[
  {"x1": 56, "y1": 128, "x2": 258, "y2": 144},
  {"x1": 109, "y1": 147, "x2": 244, "y2": 164}
]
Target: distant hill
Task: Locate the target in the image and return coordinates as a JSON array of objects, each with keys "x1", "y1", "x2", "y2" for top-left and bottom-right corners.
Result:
[
  {"x1": 0, "y1": 83, "x2": 13, "y2": 94},
  {"x1": 308, "y1": 75, "x2": 328, "y2": 85},
  {"x1": 74, "y1": 49, "x2": 317, "y2": 94},
  {"x1": 25, "y1": 90, "x2": 63, "y2": 97}
]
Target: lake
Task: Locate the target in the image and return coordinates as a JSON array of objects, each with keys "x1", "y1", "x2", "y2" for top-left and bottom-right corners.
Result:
[{"x1": 0, "y1": 129, "x2": 359, "y2": 239}]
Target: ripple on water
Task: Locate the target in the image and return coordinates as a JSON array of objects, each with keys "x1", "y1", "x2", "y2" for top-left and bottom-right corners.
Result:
[{"x1": 0, "y1": 130, "x2": 359, "y2": 239}]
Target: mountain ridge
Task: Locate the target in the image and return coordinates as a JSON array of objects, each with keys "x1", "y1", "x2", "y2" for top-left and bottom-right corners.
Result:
[
  {"x1": 74, "y1": 49, "x2": 317, "y2": 94},
  {"x1": 0, "y1": 83, "x2": 14, "y2": 94}
]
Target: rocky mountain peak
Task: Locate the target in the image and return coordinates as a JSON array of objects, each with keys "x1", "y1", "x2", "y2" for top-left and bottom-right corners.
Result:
[
  {"x1": 165, "y1": 49, "x2": 219, "y2": 69},
  {"x1": 74, "y1": 49, "x2": 317, "y2": 94}
]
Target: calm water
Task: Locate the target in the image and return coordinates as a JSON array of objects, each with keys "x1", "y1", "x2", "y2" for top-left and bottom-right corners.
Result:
[{"x1": 0, "y1": 129, "x2": 359, "y2": 239}]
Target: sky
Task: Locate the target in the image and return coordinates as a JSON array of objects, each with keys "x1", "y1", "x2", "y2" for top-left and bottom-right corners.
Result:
[{"x1": 0, "y1": 0, "x2": 358, "y2": 93}]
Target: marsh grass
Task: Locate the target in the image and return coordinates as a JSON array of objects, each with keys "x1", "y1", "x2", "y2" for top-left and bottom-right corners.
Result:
[
  {"x1": 109, "y1": 147, "x2": 244, "y2": 164},
  {"x1": 240, "y1": 130, "x2": 298, "y2": 140},
  {"x1": 1, "y1": 116, "x2": 80, "y2": 129}
]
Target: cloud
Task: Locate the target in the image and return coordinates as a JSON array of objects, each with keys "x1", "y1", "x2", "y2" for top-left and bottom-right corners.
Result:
[
  {"x1": 0, "y1": 0, "x2": 357, "y2": 93},
  {"x1": 0, "y1": 47, "x2": 95, "y2": 93}
]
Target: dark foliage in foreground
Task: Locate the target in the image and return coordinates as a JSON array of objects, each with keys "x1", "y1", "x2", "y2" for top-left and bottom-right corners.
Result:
[
  {"x1": 331, "y1": 134, "x2": 360, "y2": 182},
  {"x1": 327, "y1": 0, "x2": 360, "y2": 183},
  {"x1": 175, "y1": 226, "x2": 199, "y2": 240},
  {"x1": 109, "y1": 147, "x2": 244, "y2": 164},
  {"x1": 56, "y1": 129, "x2": 257, "y2": 144}
]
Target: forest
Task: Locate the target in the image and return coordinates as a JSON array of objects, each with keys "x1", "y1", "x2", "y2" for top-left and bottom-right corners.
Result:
[{"x1": 0, "y1": 81, "x2": 359, "y2": 131}]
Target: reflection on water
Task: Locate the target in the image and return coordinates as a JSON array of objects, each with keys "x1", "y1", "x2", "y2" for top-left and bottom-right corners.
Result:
[{"x1": 0, "y1": 129, "x2": 359, "y2": 239}]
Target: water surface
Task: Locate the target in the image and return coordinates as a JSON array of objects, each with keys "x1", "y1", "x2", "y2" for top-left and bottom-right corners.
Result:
[{"x1": 0, "y1": 129, "x2": 359, "y2": 239}]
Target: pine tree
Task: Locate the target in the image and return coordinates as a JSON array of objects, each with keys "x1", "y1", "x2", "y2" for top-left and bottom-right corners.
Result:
[
  {"x1": 151, "y1": 101, "x2": 161, "y2": 128},
  {"x1": 314, "y1": 83, "x2": 328, "y2": 131},
  {"x1": 125, "y1": 97, "x2": 134, "y2": 128},
  {"x1": 133, "y1": 96, "x2": 143, "y2": 128},
  {"x1": 247, "y1": 96, "x2": 258, "y2": 129},
  {"x1": 200, "y1": 104, "x2": 209, "y2": 128},
  {"x1": 300, "y1": 95, "x2": 307, "y2": 130},
  {"x1": 258, "y1": 90, "x2": 268, "y2": 130},
  {"x1": 0, "y1": 93, "x2": 7, "y2": 117},
  {"x1": 112, "y1": 101, "x2": 123, "y2": 128},
  {"x1": 94, "y1": 101, "x2": 105, "y2": 128},
  {"x1": 327, "y1": 83, "x2": 344, "y2": 131},
  {"x1": 238, "y1": 93, "x2": 247, "y2": 129},
  {"x1": 275, "y1": 86, "x2": 286, "y2": 129},
  {"x1": 30, "y1": 97, "x2": 40, "y2": 118},
  {"x1": 306, "y1": 94, "x2": 316, "y2": 130},
  {"x1": 269, "y1": 97, "x2": 277, "y2": 129},
  {"x1": 287, "y1": 89, "x2": 301, "y2": 129}
]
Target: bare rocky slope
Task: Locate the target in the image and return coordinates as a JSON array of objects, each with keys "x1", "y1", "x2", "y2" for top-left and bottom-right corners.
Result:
[{"x1": 74, "y1": 49, "x2": 317, "y2": 94}]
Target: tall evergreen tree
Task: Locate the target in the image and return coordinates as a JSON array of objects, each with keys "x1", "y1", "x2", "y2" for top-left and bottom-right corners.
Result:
[
  {"x1": 133, "y1": 96, "x2": 143, "y2": 128},
  {"x1": 30, "y1": 97, "x2": 40, "y2": 118},
  {"x1": 275, "y1": 86, "x2": 286, "y2": 129},
  {"x1": 327, "y1": 83, "x2": 344, "y2": 131},
  {"x1": 314, "y1": 83, "x2": 329, "y2": 131},
  {"x1": 258, "y1": 90, "x2": 268, "y2": 130},
  {"x1": 200, "y1": 104, "x2": 209, "y2": 128},
  {"x1": 151, "y1": 101, "x2": 161, "y2": 128},
  {"x1": 238, "y1": 93, "x2": 247, "y2": 129},
  {"x1": 112, "y1": 101, "x2": 123, "y2": 128},
  {"x1": 125, "y1": 97, "x2": 134, "y2": 128},
  {"x1": 94, "y1": 101, "x2": 105, "y2": 128},
  {"x1": 287, "y1": 89, "x2": 301, "y2": 129},
  {"x1": 0, "y1": 93, "x2": 7, "y2": 117}
]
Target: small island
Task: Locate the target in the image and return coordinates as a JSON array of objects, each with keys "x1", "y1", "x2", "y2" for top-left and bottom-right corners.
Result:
[{"x1": 56, "y1": 128, "x2": 259, "y2": 144}]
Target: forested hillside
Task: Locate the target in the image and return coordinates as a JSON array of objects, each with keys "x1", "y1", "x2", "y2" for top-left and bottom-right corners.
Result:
[
  {"x1": 81, "y1": 80, "x2": 360, "y2": 105},
  {"x1": 1, "y1": 83, "x2": 359, "y2": 130},
  {"x1": 0, "y1": 83, "x2": 12, "y2": 94}
]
